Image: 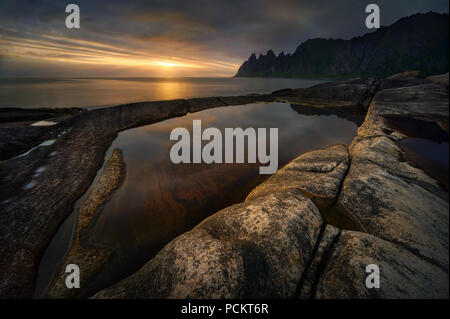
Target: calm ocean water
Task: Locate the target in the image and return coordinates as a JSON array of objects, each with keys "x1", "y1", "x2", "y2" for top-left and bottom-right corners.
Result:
[{"x1": 0, "y1": 77, "x2": 323, "y2": 109}]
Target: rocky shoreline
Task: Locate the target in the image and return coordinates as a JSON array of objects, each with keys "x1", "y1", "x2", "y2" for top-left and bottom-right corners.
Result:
[
  {"x1": 0, "y1": 93, "x2": 273, "y2": 298},
  {"x1": 0, "y1": 72, "x2": 448, "y2": 298}
]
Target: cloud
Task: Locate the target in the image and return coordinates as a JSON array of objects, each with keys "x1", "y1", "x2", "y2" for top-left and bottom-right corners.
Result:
[
  {"x1": 0, "y1": 0, "x2": 448, "y2": 76},
  {"x1": 129, "y1": 10, "x2": 216, "y2": 41}
]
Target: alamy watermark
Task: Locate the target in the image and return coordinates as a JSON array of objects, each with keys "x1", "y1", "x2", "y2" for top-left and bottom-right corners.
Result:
[
  {"x1": 169, "y1": 120, "x2": 278, "y2": 174},
  {"x1": 65, "y1": 4, "x2": 80, "y2": 29},
  {"x1": 65, "y1": 3, "x2": 380, "y2": 30},
  {"x1": 365, "y1": 264, "x2": 380, "y2": 289},
  {"x1": 365, "y1": 4, "x2": 380, "y2": 29},
  {"x1": 65, "y1": 264, "x2": 80, "y2": 289}
]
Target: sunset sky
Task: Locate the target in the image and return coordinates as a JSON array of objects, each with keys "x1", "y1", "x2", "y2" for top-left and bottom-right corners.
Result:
[{"x1": 0, "y1": 0, "x2": 448, "y2": 77}]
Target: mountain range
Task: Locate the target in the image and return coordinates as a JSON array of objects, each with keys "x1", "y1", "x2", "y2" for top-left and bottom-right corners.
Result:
[{"x1": 235, "y1": 12, "x2": 449, "y2": 78}]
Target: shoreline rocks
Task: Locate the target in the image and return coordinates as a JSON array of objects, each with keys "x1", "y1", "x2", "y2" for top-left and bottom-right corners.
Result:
[
  {"x1": 0, "y1": 93, "x2": 285, "y2": 298},
  {"x1": 1, "y1": 72, "x2": 448, "y2": 298},
  {"x1": 93, "y1": 72, "x2": 448, "y2": 299},
  {"x1": 314, "y1": 231, "x2": 448, "y2": 298},
  {"x1": 94, "y1": 189, "x2": 325, "y2": 299},
  {"x1": 0, "y1": 100, "x2": 189, "y2": 298},
  {"x1": 40, "y1": 148, "x2": 125, "y2": 299}
]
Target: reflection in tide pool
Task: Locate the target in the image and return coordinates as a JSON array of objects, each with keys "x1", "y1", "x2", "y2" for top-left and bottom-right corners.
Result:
[
  {"x1": 398, "y1": 138, "x2": 449, "y2": 191},
  {"x1": 78, "y1": 102, "x2": 359, "y2": 288}
]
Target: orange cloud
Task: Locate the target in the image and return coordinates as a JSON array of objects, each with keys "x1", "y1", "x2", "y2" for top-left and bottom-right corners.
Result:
[{"x1": 0, "y1": 28, "x2": 240, "y2": 76}]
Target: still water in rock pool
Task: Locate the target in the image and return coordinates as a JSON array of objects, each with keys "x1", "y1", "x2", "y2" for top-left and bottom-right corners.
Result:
[
  {"x1": 36, "y1": 102, "x2": 359, "y2": 297},
  {"x1": 398, "y1": 138, "x2": 449, "y2": 191}
]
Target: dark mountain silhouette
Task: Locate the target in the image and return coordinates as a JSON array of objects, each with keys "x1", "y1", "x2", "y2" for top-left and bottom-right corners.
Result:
[{"x1": 235, "y1": 12, "x2": 449, "y2": 78}]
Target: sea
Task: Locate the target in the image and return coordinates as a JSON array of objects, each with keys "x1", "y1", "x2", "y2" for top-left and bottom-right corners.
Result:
[{"x1": 0, "y1": 77, "x2": 324, "y2": 109}]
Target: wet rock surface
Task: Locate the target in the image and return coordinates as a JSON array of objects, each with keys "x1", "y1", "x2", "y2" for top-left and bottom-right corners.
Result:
[
  {"x1": 0, "y1": 108, "x2": 82, "y2": 161},
  {"x1": 0, "y1": 107, "x2": 81, "y2": 124},
  {"x1": 187, "y1": 97, "x2": 226, "y2": 113}
]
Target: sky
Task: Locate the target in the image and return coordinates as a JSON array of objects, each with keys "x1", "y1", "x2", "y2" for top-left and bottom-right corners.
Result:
[{"x1": 0, "y1": 0, "x2": 448, "y2": 77}]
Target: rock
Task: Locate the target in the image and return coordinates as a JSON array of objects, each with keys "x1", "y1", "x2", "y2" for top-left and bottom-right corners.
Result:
[
  {"x1": 93, "y1": 189, "x2": 324, "y2": 299},
  {"x1": 0, "y1": 108, "x2": 82, "y2": 161},
  {"x1": 0, "y1": 107, "x2": 81, "y2": 124},
  {"x1": 339, "y1": 136, "x2": 449, "y2": 270},
  {"x1": 338, "y1": 77, "x2": 449, "y2": 272},
  {"x1": 0, "y1": 125, "x2": 64, "y2": 161},
  {"x1": 379, "y1": 71, "x2": 428, "y2": 90},
  {"x1": 426, "y1": 72, "x2": 449, "y2": 87},
  {"x1": 290, "y1": 103, "x2": 365, "y2": 126},
  {"x1": 313, "y1": 231, "x2": 448, "y2": 298},
  {"x1": 89, "y1": 99, "x2": 188, "y2": 135},
  {"x1": 0, "y1": 99, "x2": 187, "y2": 298},
  {"x1": 247, "y1": 144, "x2": 363, "y2": 231},
  {"x1": 41, "y1": 148, "x2": 125, "y2": 299},
  {"x1": 247, "y1": 144, "x2": 349, "y2": 202},
  {"x1": 274, "y1": 77, "x2": 381, "y2": 126},
  {"x1": 274, "y1": 78, "x2": 376, "y2": 109},
  {"x1": 355, "y1": 80, "x2": 449, "y2": 143},
  {"x1": 0, "y1": 125, "x2": 115, "y2": 298},
  {"x1": 187, "y1": 97, "x2": 226, "y2": 113},
  {"x1": 387, "y1": 70, "x2": 421, "y2": 80},
  {"x1": 297, "y1": 224, "x2": 340, "y2": 298},
  {"x1": 271, "y1": 88, "x2": 292, "y2": 95},
  {"x1": 367, "y1": 84, "x2": 449, "y2": 122},
  {"x1": 217, "y1": 95, "x2": 256, "y2": 105}
]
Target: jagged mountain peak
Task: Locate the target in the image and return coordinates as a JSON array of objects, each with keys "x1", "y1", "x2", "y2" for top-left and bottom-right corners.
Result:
[{"x1": 236, "y1": 12, "x2": 449, "y2": 78}]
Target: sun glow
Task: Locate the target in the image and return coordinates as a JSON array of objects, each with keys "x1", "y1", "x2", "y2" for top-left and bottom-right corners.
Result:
[
  {"x1": 0, "y1": 29, "x2": 240, "y2": 76},
  {"x1": 154, "y1": 61, "x2": 186, "y2": 67}
]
